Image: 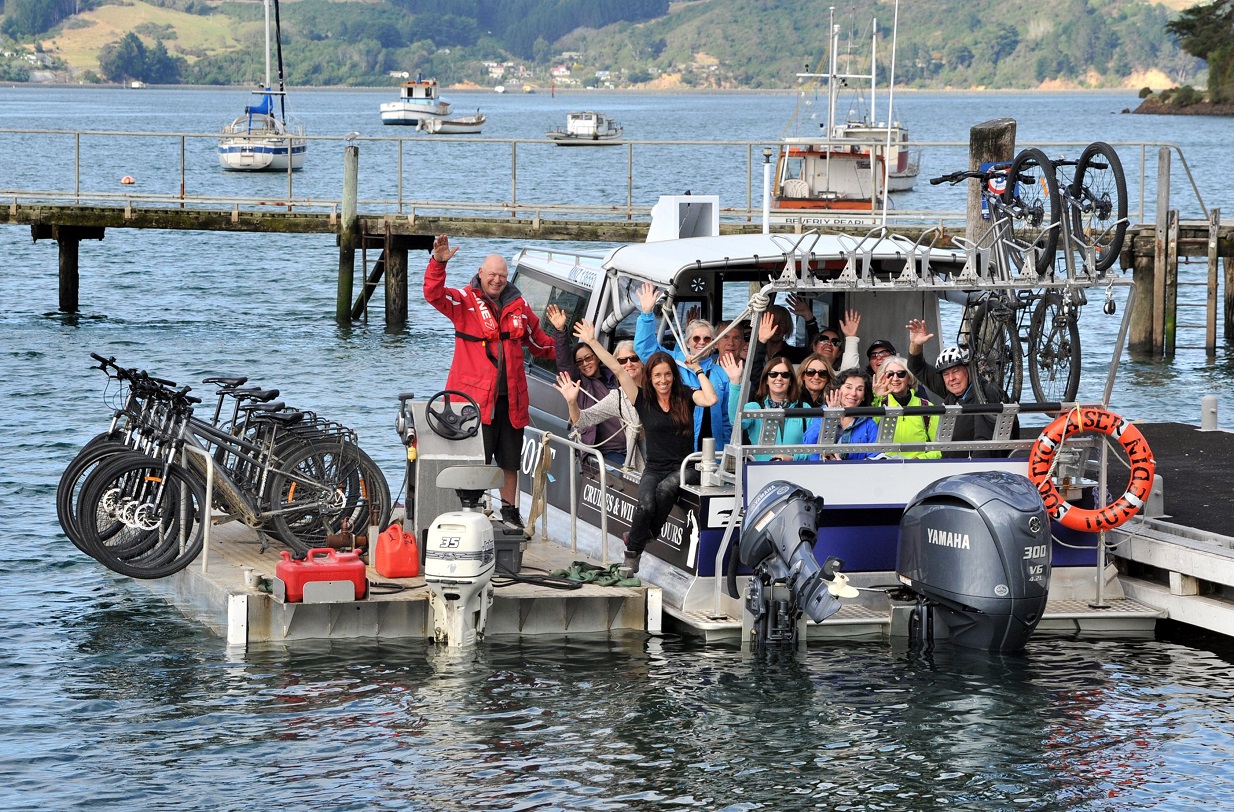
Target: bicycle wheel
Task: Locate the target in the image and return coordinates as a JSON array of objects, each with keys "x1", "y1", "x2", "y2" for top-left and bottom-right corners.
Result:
[
  {"x1": 266, "y1": 442, "x2": 386, "y2": 553},
  {"x1": 1003, "y1": 147, "x2": 1061, "y2": 275},
  {"x1": 970, "y1": 300, "x2": 1023, "y2": 402},
  {"x1": 1070, "y1": 141, "x2": 1128, "y2": 274},
  {"x1": 76, "y1": 453, "x2": 207, "y2": 579},
  {"x1": 57, "y1": 433, "x2": 128, "y2": 555},
  {"x1": 1027, "y1": 292, "x2": 1082, "y2": 402}
]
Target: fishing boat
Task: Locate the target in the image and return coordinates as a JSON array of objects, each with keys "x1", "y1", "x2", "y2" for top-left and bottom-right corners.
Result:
[
  {"x1": 770, "y1": 10, "x2": 919, "y2": 218},
  {"x1": 216, "y1": 0, "x2": 306, "y2": 172},
  {"x1": 380, "y1": 74, "x2": 451, "y2": 126},
  {"x1": 418, "y1": 111, "x2": 486, "y2": 135},
  {"x1": 546, "y1": 111, "x2": 623, "y2": 145},
  {"x1": 505, "y1": 193, "x2": 1160, "y2": 650}
]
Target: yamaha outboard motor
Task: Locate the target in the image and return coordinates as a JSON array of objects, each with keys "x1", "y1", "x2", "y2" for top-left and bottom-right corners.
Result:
[
  {"x1": 739, "y1": 481, "x2": 856, "y2": 648},
  {"x1": 897, "y1": 471, "x2": 1051, "y2": 651}
]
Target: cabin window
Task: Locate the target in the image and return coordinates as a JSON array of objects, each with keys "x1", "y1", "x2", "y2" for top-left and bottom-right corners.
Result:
[{"x1": 513, "y1": 268, "x2": 589, "y2": 377}]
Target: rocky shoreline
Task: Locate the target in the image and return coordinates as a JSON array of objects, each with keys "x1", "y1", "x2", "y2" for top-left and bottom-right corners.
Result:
[{"x1": 1131, "y1": 97, "x2": 1234, "y2": 116}]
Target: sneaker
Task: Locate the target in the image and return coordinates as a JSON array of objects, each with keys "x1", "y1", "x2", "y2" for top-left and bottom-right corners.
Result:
[{"x1": 500, "y1": 505, "x2": 524, "y2": 529}]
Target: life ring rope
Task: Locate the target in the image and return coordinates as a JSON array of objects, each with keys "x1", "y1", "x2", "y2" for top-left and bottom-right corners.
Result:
[{"x1": 1028, "y1": 407, "x2": 1155, "y2": 532}]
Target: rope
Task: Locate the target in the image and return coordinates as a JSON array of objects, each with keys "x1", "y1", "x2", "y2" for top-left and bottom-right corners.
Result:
[{"x1": 525, "y1": 431, "x2": 554, "y2": 533}]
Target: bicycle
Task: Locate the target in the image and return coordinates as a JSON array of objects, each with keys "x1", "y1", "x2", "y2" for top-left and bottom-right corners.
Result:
[{"x1": 60, "y1": 356, "x2": 391, "y2": 577}]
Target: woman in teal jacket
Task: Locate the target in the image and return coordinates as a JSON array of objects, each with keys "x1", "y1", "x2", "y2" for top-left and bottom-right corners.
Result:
[
  {"x1": 719, "y1": 352, "x2": 807, "y2": 461},
  {"x1": 871, "y1": 355, "x2": 940, "y2": 458}
]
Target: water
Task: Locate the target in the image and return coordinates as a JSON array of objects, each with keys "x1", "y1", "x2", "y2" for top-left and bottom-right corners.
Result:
[{"x1": 2, "y1": 86, "x2": 1234, "y2": 810}]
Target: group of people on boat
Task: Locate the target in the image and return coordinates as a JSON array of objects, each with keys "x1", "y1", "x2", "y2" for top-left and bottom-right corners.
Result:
[{"x1": 423, "y1": 236, "x2": 1014, "y2": 575}]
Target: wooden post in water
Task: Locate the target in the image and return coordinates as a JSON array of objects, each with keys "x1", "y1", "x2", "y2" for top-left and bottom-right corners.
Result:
[
  {"x1": 966, "y1": 119, "x2": 1016, "y2": 246},
  {"x1": 58, "y1": 234, "x2": 80, "y2": 313},
  {"x1": 1207, "y1": 208, "x2": 1220, "y2": 356},
  {"x1": 337, "y1": 145, "x2": 359, "y2": 323},
  {"x1": 1151, "y1": 147, "x2": 1170, "y2": 356},
  {"x1": 385, "y1": 228, "x2": 408, "y2": 330},
  {"x1": 1165, "y1": 209, "x2": 1180, "y2": 357}
]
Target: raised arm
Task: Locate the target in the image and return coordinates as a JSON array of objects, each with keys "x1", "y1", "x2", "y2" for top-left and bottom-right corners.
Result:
[
  {"x1": 686, "y1": 357, "x2": 718, "y2": 407},
  {"x1": 575, "y1": 318, "x2": 638, "y2": 404}
]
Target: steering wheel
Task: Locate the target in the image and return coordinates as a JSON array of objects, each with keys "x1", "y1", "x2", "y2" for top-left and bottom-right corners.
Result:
[{"x1": 425, "y1": 389, "x2": 482, "y2": 441}]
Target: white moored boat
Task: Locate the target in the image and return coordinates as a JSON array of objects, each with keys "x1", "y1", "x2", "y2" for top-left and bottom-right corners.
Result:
[
  {"x1": 380, "y1": 74, "x2": 451, "y2": 126},
  {"x1": 418, "y1": 111, "x2": 486, "y2": 134},
  {"x1": 217, "y1": 0, "x2": 306, "y2": 171},
  {"x1": 546, "y1": 111, "x2": 623, "y2": 145}
]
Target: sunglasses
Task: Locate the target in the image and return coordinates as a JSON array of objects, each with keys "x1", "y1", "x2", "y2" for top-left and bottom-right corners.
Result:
[
  {"x1": 883, "y1": 369, "x2": 908, "y2": 379},
  {"x1": 615, "y1": 355, "x2": 640, "y2": 364},
  {"x1": 575, "y1": 354, "x2": 597, "y2": 364},
  {"x1": 870, "y1": 350, "x2": 892, "y2": 359},
  {"x1": 818, "y1": 337, "x2": 843, "y2": 347},
  {"x1": 766, "y1": 370, "x2": 793, "y2": 379},
  {"x1": 690, "y1": 335, "x2": 712, "y2": 344},
  {"x1": 803, "y1": 368, "x2": 830, "y2": 377}
]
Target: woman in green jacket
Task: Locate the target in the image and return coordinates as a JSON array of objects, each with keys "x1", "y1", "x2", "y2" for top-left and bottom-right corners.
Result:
[{"x1": 872, "y1": 356, "x2": 941, "y2": 459}]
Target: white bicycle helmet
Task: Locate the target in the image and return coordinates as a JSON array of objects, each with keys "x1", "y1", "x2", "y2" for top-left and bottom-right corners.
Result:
[{"x1": 935, "y1": 346, "x2": 969, "y2": 372}]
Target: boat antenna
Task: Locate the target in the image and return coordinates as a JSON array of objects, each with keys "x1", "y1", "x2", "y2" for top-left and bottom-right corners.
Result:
[
  {"x1": 273, "y1": 0, "x2": 288, "y2": 123},
  {"x1": 879, "y1": 0, "x2": 901, "y2": 227}
]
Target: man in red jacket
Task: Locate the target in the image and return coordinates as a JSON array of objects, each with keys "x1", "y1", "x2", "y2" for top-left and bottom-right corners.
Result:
[{"x1": 424, "y1": 234, "x2": 554, "y2": 528}]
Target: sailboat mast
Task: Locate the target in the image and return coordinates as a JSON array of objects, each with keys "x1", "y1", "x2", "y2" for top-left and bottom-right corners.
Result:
[
  {"x1": 273, "y1": 0, "x2": 288, "y2": 122},
  {"x1": 263, "y1": 0, "x2": 271, "y2": 90}
]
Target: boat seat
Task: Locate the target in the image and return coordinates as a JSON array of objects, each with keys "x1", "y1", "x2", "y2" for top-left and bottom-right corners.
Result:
[{"x1": 782, "y1": 179, "x2": 811, "y2": 199}]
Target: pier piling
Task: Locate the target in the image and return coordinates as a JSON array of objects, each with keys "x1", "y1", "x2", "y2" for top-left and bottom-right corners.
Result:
[
  {"x1": 966, "y1": 119, "x2": 1016, "y2": 245},
  {"x1": 336, "y1": 145, "x2": 359, "y2": 324}
]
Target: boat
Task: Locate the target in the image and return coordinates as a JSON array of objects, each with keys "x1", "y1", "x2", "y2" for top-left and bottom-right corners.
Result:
[
  {"x1": 494, "y1": 85, "x2": 506, "y2": 94},
  {"x1": 546, "y1": 111, "x2": 623, "y2": 145},
  {"x1": 216, "y1": 0, "x2": 306, "y2": 172},
  {"x1": 418, "y1": 111, "x2": 486, "y2": 135},
  {"x1": 505, "y1": 192, "x2": 1159, "y2": 650},
  {"x1": 380, "y1": 74, "x2": 451, "y2": 126},
  {"x1": 770, "y1": 10, "x2": 919, "y2": 217}
]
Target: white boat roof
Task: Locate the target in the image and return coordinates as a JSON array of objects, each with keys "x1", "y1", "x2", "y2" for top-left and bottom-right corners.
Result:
[{"x1": 601, "y1": 232, "x2": 963, "y2": 285}]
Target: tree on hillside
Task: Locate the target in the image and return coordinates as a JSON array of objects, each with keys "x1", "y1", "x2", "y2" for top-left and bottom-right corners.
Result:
[
  {"x1": 98, "y1": 33, "x2": 184, "y2": 84},
  {"x1": 1166, "y1": 0, "x2": 1234, "y2": 101},
  {"x1": 2, "y1": 0, "x2": 73, "y2": 38}
]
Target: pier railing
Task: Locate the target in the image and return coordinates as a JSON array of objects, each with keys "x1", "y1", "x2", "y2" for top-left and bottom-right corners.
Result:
[{"x1": 0, "y1": 128, "x2": 1207, "y2": 228}]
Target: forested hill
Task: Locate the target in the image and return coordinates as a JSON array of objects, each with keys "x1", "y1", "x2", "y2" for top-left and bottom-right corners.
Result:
[{"x1": 0, "y1": 0, "x2": 1204, "y2": 89}]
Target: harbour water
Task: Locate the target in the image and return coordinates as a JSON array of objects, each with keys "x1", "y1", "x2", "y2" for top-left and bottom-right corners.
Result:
[{"x1": 2, "y1": 86, "x2": 1234, "y2": 810}]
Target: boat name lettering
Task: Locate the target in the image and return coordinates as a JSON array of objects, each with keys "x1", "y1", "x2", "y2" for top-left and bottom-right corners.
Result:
[
  {"x1": 581, "y1": 483, "x2": 635, "y2": 522},
  {"x1": 925, "y1": 527, "x2": 970, "y2": 549},
  {"x1": 567, "y1": 266, "x2": 597, "y2": 287}
]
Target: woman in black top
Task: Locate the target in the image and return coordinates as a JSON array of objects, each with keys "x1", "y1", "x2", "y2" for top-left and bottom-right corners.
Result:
[{"x1": 576, "y1": 321, "x2": 717, "y2": 574}]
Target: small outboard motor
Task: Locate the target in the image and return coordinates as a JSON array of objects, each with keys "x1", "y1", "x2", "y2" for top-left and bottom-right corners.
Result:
[
  {"x1": 424, "y1": 466, "x2": 502, "y2": 647},
  {"x1": 897, "y1": 471, "x2": 1052, "y2": 651},
  {"x1": 739, "y1": 480, "x2": 857, "y2": 648}
]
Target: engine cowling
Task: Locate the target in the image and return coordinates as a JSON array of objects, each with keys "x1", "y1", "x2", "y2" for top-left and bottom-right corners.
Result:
[{"x1": 897, "y1": 471, "x2": 1051, "y2": 651}]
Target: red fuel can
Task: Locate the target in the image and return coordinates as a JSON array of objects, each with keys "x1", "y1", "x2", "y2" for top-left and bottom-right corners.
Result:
[{"x1": 275, "y1": 548, "x2": 368, "y2": 603}]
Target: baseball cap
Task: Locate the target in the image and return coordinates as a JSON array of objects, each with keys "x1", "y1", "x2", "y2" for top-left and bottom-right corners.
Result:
[{"x1": 866, "y1": 339, "x2": 896, "y2": 358}]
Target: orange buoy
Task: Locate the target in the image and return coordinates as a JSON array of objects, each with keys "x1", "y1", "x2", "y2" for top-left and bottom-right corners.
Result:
[
  {"x1": 1028, "y1": 407, "x2": 1155, "y2": 532},
  {"x1": 120, "y1": 175, "x2": 135, "y2": 185}
]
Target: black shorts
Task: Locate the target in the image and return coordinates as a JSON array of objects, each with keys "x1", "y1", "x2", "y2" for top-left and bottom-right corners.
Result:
[{"x1": 482, "y1": 400, "x2": 524, "y2": 472}]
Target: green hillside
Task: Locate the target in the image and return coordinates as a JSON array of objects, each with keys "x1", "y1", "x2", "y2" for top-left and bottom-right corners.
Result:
[{"x1": 0, "y1": 0, "x2": 1204, "y2": 89}]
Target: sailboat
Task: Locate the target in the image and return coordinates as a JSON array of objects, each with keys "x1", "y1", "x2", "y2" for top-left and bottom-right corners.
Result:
[
  {"x1": 771, "y1": 7, "x2": 918, "y2": 217},
  {"x1": 217, "y1": 0, "x2": 306, "y2": 171}
]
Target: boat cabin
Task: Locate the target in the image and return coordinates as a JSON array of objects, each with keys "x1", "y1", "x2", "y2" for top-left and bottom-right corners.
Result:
[{"x1": 774, "y1": 139, "x2": 886, "y2": 210}]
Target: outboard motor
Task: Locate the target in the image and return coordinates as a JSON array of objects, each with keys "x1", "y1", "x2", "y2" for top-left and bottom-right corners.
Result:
[
  {"x1": 739, "y1": 481, "x2": 857, "y2": 648},
  {"x1": 423, "y1": 465, "x2": 502, "y2": 647},
  {"x1": 897, "y1": 471, "x2": 1052, "y2": 651}
]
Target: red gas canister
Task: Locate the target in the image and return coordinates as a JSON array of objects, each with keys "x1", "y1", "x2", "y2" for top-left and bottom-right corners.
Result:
[
  {"x1": 375, "y1": 523, "x2": 420, "y2": 579},
  {"x1": 275, "y1": 548, "x2": 368, "y2": 603}
]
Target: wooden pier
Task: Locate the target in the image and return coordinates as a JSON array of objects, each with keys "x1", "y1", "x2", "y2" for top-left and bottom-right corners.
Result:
[{"x1": 2, "y1": 136, "x2": 1232, "y2": 354}]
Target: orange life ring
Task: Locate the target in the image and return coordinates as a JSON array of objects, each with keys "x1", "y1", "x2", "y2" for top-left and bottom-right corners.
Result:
[{"x1": 1027, "y1": 407, "x2": 1155, "y2": 532}]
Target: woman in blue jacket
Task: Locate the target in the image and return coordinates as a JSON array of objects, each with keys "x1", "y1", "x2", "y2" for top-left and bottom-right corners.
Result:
[
  {"x1": 719, "y1": 352, "x2": 807, "y2": 460},
  {"x1": 803, "y1": 368, "x2": 880, "y2": 460}
]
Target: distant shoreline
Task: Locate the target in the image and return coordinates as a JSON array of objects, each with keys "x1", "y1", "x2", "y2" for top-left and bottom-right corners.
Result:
[
  {"x1": 3, "y1": 82, "x2": 1145, "y2": 97},
  {"x1": 1131, "y1": 97, "x2": 1234, "y2": 116}
]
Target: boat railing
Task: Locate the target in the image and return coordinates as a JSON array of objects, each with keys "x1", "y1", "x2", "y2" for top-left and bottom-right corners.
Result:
[
  {"x1": 522, "y1": 425, "x2": 627, "y2": 566},
  {"x1": 0, "y1": 128, "x2": 1207, "y2": 227}
]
